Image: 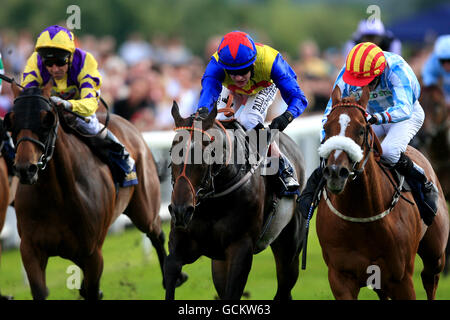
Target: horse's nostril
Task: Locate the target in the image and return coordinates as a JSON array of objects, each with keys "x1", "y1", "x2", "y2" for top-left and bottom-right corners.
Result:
[
  {"x1": 339, "y1": 167, "x2": 350, "y2": 179},
  {"x1": 28, "y1": 164, "x2": 38, "y2": 175}
]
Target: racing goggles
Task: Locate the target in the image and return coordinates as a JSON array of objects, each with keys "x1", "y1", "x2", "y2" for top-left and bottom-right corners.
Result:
[
  {"x1": 226, "y1": 65, "x2": 253, "y2": 76},
  {"x1": 439, "y1": 58, "x2": 450, "y2": 65},
  {"x1": 43, "y1": 57, "x2": 69, "y2": 67}
]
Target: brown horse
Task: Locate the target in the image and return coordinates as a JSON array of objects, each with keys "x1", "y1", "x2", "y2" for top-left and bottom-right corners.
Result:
[
  {"x1": 417, "y1": 85, "x2": 450, "y2": 200},
  {"x1": 316, "y1": 86, "x2": 449, "y2": 299},
  {"x1": 4, "y1": 82, "x2": 180, "y2": 299},
  {"x1": 0, "y1": 155, "x2": 10, "y2": 300},
  {"x1": 418, "y1": 85, "x2": 450, "y2": 275},
  {"x1": 164, "y1": 102, "x2": 306, "y2": 300}
]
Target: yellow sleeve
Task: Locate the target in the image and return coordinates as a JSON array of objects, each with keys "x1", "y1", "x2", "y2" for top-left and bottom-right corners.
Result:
[
  {"x1": 68, "y1": 52, "x2": 102, "y2": 117},
  {"x1": 21, "y1": 53, "x2": 44, "y2": 88}
]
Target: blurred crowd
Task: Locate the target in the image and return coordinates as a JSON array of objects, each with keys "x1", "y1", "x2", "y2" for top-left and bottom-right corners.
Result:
[{"x1": 0, "y1": 21, "x2": 437, "y2": 132}]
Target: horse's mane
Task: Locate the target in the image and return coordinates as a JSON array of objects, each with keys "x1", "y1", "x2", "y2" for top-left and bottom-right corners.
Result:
[{"x1": 19, "y1": 86, "x2": 43, "y2": 97}]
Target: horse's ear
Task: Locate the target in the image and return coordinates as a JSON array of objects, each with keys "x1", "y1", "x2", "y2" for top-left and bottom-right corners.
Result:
[
  {"x1": 171, "y1": 101, "x2": 184, "y2": 127},
  {"x1": 331, "y1": 85, "x2": 342, "y2": 107},
  {"x1": 11, "y1": 81, "x2": 22, "y2": 99},
  {"x1": 202, "y1": 103, "x2": 217, "y2": 130},
  {"x1": 42, "y1": 80, "x2": 53, "y2": 99},
  {"x1": 358, "y1": 86, "x2": 370, "y2": 109}
]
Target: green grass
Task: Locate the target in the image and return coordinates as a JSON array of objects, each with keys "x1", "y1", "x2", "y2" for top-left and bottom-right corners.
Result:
[{"x1": 1, "y1": 218, "x2": 449, "y2": 300}]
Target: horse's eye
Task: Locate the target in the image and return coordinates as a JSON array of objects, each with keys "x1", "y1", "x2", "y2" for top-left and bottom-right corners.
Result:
[{"x1": 359, "y1": 128, "x2": 365, "y2": 136}]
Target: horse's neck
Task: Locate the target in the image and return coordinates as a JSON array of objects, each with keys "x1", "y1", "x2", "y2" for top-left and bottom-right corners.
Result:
[{"x1": 42, "y1": 126, "x2": 80, "y2": 183}]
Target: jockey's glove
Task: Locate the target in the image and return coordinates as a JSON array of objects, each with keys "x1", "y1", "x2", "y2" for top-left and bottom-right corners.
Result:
[
  {"x1": 196, "y1": 107, "x2": 210, "y2": 119},
  {"x1": 50, "y1": 96, "x2": 72, "y2": 111},
  {"x1": 269, "y1": 110, "x2": 294, "y2": 132},
  {"x1": 367, "y1": 114, "x2": 379, "y2": 125}
]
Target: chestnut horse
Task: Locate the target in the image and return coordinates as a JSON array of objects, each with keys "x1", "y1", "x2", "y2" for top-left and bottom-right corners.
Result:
[
  {"x1": 4, "y1": 83, "x2": 181, "y2": 299},
  {"x1": 164, "y1": 102, "x2": 306, "y2": 300},
  {"x1": 316, "y1": 86, "x2": 449, "y2": 299},
  {"x1": 0, "y1": 154, "x2": 10, "y2": 299}
]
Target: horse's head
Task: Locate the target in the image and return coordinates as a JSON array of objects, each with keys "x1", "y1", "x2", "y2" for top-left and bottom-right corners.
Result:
[
  {"x1": 4, "y1": 81, "x2": 58, "y2": 184},
  {"x1": 168, "y1": 101, "x2": 224, "y2": 228},
  {"x1": 318, "y1": 86, "x2": 373, "y2": 194}
]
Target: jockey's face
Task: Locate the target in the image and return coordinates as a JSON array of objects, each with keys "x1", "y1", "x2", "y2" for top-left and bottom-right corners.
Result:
[
  {"x1": 229, "y1": 71, "x2": 251, "y2": 88},
  {"x1": 45, "y1": 63, "x2": 68, "y2": 80},
  {"x1": 440, "y1": 59, "x2": 450, "y2": 72}
]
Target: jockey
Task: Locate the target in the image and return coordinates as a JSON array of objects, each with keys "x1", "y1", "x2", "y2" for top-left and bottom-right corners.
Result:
[
  {"x1": 344, "y1": 18, "x2": 402, "y2": 56},
  {"x1": 21, "y1": 25, "x2": 137, "y2": 187},
  {"x1": 298, "y1": 42, "x2": 439, "y2": 226},
  {"x1": 196, "y1": 31, "x2": 308, "y2": 194},
  {"x1": 421, "y1": 34, "x2": 450, "y2": 105}
]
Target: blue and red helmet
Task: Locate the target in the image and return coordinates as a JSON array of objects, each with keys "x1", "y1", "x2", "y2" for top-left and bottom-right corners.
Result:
[{"x1": 217, "y1": 31, "x2": 257, "y2": 70}]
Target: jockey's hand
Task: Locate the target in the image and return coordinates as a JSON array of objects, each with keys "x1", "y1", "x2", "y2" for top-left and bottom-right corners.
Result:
[
  {"x1": 269, "y1": 111, "x2": 294, "y2": 132},
  {"x1": 196, "y1": 107, "x2": 209, "y2": 119},
  {"x1": 367, "y1": 114, "x2": 379, "y2": 125},
  {"x1": 50, "y1": 96, "x2": 72, "y2": 111}
]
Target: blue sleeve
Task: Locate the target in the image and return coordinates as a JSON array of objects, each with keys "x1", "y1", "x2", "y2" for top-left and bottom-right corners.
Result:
[
  {"x1": 381, "y1": 62, "x2": 419, "y2": 123},
  {"x1": 421, "y1": 54, "x2": 441, "y2": 87},
  {"x1": 270, "y1": 53, "x2": 308, "y2": 118},
  {"x1": 197, "y1": 57, "x2": 226, "y2": 112}
]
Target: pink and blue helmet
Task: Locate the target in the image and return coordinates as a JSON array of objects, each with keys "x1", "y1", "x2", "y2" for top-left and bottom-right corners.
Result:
[{"x1": 217, "y1": 31, "x2": 257, "y2": 70}]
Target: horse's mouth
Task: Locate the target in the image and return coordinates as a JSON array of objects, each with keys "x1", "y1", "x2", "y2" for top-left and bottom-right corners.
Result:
[
  {"x1": 326, "y1": 179, "x2": 347, "y2": 194},
  {"x1": 15, "y1": 164, "x2": 39, "y2": 185}
]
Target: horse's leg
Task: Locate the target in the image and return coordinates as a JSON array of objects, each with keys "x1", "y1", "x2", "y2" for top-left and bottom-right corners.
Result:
[
  {"x1": 374, "y1": 289, "x2": 389, "y2": 300},
  {"x1": 20, "y1": 242, "x2": 49, "y2": 300},
  {"x1": 0, "y1": 241, "x2": 12, "y2": 300},
  {"x1": 389, "y1": 275, "x2": 416, "y2": 300},
  {"x1": 270, "y1": 213, "x2": 302, "y2": 300},
  {"x1": 125, "y1": 187, "x2": 188, "y2": 289},
  {"x1": 328, "y1": 267, "x2": 360, "y2": 300},
  {"x1": 211, "y1": 259, "x2": 228, "y2": 299},
  {"x1": 79, "y1": 248, "x2": 104, "y2": 300},
  {"x1": 222, "y1": 237, "x2": 253, "y2": 300},
  {"x1": 164, "y1": 228, "x2": 200, "y2": 300}
]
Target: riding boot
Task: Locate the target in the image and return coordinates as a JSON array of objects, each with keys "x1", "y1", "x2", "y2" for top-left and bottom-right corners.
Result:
[
  {"x1": 394, "y1": 152, "x2": 438, "y2": 226},
  {"x1": 85, "y1": 130, "x2": 138, "y2": 187},
  {"x1": 0, "y1": 126, "x2": 16, "y2": 176},
  {"x1": 296, "y1": 167, "x2": 325, "y2": 220},
  {"x1": 277, "y1": 153, "x2": 300, "y2": 193}
]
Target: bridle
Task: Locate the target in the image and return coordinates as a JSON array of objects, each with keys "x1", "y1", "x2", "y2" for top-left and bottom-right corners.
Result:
[
  {"x1": 172, "y1": 113, "x2": 233, "y2": 208},
  {"x1": 11, "y1": 94, "x2": 59, "y2": 170},
  {"x1": 326, "y1": 102, "x2": 382, "y2": 179}
]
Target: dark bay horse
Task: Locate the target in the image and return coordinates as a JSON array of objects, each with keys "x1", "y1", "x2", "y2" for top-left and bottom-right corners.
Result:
[
  {"x1": 418, "y1": 85, "x2": 450, "y2": 200},
  {"x1": 316, "y1": 86, "x2": 449, "y2": 299},
  {"x1": 418, "y1": 85, "x2": 450, "y2": 275},
  {"x1": 4, "y1": 82, "x2": 178, "y2": 299},
  {"x1": 164, "y1": 102, "x2": 306, "y2": 300},
  {"x1": 0, "y1": 155, "x2": 10, "y2": 299}
]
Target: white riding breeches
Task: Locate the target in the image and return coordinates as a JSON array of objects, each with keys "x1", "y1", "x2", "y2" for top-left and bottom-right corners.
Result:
[
  {"x1": 371, "y1": 100, "x2": 425, "y2": 165},
  {"x1": 215, "y1": 84, "x2": 278, "y2": 130}
]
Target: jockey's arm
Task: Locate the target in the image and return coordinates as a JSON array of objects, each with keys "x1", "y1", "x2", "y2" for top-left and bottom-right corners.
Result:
[
  {"x1": 270, "y1": 54, "x2": 308, "y2": 119},
  {"x1": 197, "y1": 58, "x2": 226, "y2": 113},
  {"x1": 68, "y1": 52, "x2": 102, "y2": 117},
  {"x1": 377, "y1": 64, "x2": 418, "y2": 124}
]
